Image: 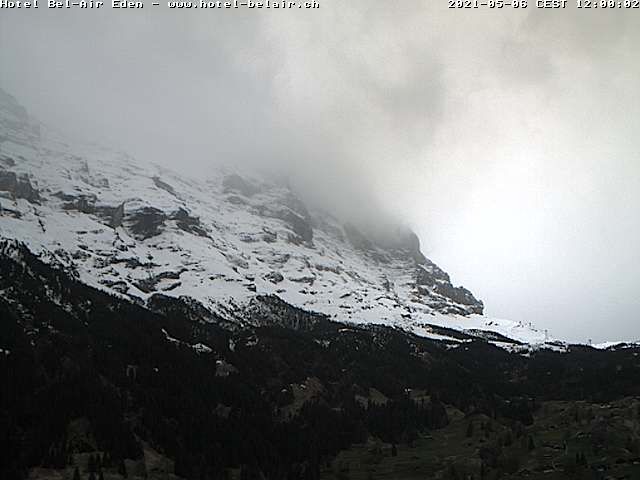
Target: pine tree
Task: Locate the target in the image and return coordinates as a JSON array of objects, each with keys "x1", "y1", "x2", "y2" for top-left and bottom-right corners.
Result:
[
  {"x1": 527, "y1": 435, "x2": 535, "y2": 451},
  {"x1": 503, "y1": 431, "x2": 513, "y2": 447},
  {"x1": 466, "y1": 421, "x2": 474, "y2": 438},
  {"x1": 579, "y1": 451, "x2": 588, "y2": 466},
  {"x1": 118, "y1": 458, "x2": 127, "y2": 478},
  {"x1": 447, "y1": 464, "x2": 459, "y2": 480}
]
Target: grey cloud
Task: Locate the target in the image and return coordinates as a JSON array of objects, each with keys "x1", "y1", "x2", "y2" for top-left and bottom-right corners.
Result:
[{"x1": 1, "y1": 2, "x2": 639, "y2": 342}]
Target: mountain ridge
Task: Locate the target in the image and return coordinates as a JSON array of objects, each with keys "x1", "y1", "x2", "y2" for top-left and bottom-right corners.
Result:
[{"x1": 0, "y1": 88, "x2": 556, "y2": 348}]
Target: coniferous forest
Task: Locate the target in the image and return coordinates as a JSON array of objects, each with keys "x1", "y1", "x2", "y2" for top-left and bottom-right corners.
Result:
[{"x1": 2, "y1": 243, "x2": 640, "y2": 480}]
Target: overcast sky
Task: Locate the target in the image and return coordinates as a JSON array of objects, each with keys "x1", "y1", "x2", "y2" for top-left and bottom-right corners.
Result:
[{"x1": 1, "y1": 2, "x2": 638, "y2": 342}]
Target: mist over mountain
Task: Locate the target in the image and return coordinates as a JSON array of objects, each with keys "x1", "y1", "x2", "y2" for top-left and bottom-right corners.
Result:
[
  {"x1": 2, "y1": 4, "x2": 639, "y2": 341},
  {"x1": 0, "y1": 88, "x2": 502, "y2": 342}
]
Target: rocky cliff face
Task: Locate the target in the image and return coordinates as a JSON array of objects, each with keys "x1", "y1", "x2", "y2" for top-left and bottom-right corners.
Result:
[{"x1": 0, "y1": 88, "x2": 555, "y2": 346}]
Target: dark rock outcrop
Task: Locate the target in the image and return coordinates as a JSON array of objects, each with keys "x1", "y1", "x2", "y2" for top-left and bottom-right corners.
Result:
[
  {"x1": 152, "y1": 176, "x2": 177, "y2": 196},
  {"x1": 59, "y1": 193, "x2": 98, "y2": 214},
  {"x1": 416, "y1": 261, "x2": 483, "y2": 314},
  {"x1": 134, "y1": 270, "x2": 184, "y2": 293},
  {"x1": 0, "y1": 171, "x2": 40, "y2": 203},
  {"x1": 343, "y1": 224, "x2": 483, "y2": 315},
  {"x1": 170, "y1": 208, "x2": 208, "y2": 237},
  {"x1": 261, "y1": 228, "x2": 278, "y2": 243},
  {"x1": 252, "y1": 190, "x2": 314, "y2": 244},
  {"x1": 280, "y1": 209, "x2": 313, "y2": 244},
  {"x1": 126, "y1": 207, "x2": 167, "y2": 240},
  {"x1": 55, "y1": 192, "x2": 126, "y2": 229},
  {"x1": 416, "y1": 260, "x2": 452, "y2": 286},
  {"x1": 434, "y1": 284, "x2": 483, "y2": 314},
  {"x1": 110, "y1": 202, "x2": 126, "y2": 228},
  {"x1": 264, "y1": 271, "x2": 284, "y2": 284},
  {"x1": 0, "y1": 201, "x2": 21, "y2": 218},
  {"x1": 255, "y1": 203, "x2": 314, "y2": 244},
  {"x1": 94, "y1": 202, "x2": 125, "y2": 229},
  {"x1": 0, "y1": 157, "x2": 15, "y2": 168},
  {"x1": 396, "y1": 228, "x2": 427, "y2": 264}
]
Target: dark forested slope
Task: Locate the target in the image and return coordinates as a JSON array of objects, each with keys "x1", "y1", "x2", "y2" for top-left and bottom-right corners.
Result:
[{"x1": 1, "y1": 242, "x2": 639, "y2": 480}]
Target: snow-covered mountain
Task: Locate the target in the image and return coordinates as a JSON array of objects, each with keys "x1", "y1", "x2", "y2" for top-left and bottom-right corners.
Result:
[{"x1": 0, "y1": 88, "x2": 553, "y2": 347}]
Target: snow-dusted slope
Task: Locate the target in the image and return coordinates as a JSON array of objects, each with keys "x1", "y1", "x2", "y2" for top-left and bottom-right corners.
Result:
[
  {"x1": 0, "y1": 88, "x2": 553, "y2": 347},
  {"x1": 593, "y1": 341, "x2": 640, "y2": 351}
]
